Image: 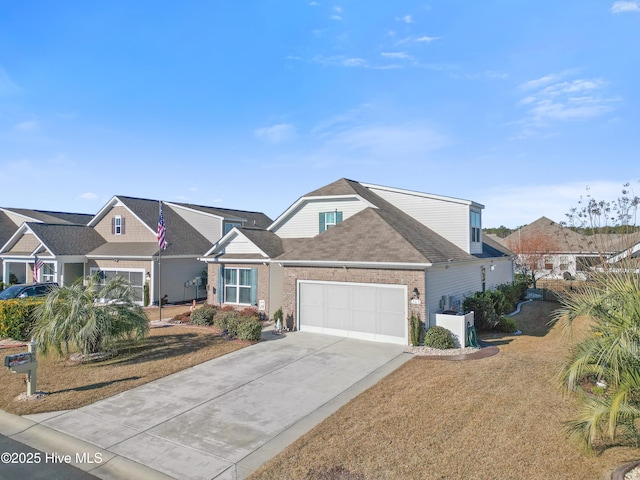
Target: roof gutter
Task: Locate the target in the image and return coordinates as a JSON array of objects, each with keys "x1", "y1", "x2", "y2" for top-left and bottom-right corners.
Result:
[{"x1": 275, "y1": 260, "x2": 433, "y2": 270}]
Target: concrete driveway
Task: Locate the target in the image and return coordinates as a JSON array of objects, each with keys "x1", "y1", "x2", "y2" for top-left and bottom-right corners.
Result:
[{"x1": 16, "y1": 332, "x2": 411, "y2": 479}]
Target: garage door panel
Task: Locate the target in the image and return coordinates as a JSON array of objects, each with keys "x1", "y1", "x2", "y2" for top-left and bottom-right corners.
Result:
[{"x1": 299, "y1": 282, "x2": 406, "y2": 344}]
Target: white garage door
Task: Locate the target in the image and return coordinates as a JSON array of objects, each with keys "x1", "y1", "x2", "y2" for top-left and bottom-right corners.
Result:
[{"x1": 298, "y1": 281, "x2": 407, "y2": 345}]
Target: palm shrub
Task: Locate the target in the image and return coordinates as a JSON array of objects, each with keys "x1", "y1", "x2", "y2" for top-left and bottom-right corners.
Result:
[
  {"x1": 32, "y1": 274, "x2": 149, "y2": 357},
  {"x1": 551, "y1": 270, "x2": 640, "y2": 451},
  {"x1": 423, "y1": 325, "x2": 455, "y2": 349}
]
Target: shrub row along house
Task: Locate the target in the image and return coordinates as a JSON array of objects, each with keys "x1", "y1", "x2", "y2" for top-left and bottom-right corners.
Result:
[{"x1": 1, "y1": 179, "x2": 515, "y2": 346}]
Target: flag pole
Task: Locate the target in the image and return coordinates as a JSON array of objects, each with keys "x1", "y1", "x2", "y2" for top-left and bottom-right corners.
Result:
[
  {"x1": 158, "y1": 201, "x2": 163, "y2": 321},
  {"x1": 157, "y1": 200, "x2": 168, "y2": 321}
]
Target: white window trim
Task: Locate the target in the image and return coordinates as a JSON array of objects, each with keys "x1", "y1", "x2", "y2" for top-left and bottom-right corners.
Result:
[
  {"x1": 224, "y1": 267, "x2": 253, "y2": 305},
  {"x1": 114, "y1": 215, "x2": 123, "y2": 235}
]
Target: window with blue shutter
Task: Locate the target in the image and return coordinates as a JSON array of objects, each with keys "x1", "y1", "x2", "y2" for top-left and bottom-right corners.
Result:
[
  {"x1": 218, "y1": 266, "x2": 225, "y2": 303},
  {"x1": 221, "y1": 267, "x2": 258, "y2": 305},
  {"x1": 319, "y1": 211, "x2": 343, "y2": 233}
]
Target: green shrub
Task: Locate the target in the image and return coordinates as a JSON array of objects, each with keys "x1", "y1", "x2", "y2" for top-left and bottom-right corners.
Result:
[
  {"x1": 409, "y1": 314, "x2": 424, "y2": 346},
  {"x1": 273, "y1": 307, "x2": 283, "y2": 323},
  {"x1": 0, "y1": 298, "x2": 43, "y2": 341},
  {"x1": 463, "y1": 291, "x2": 501, "y2": 331},
  {"x1": 236, "y1": 318, "x2": 263, "y2": 341},
  {"x1": 190, "y1": 305, "x2": 217, "y2": 326},
  {"x1": 496, "y1": 316, "x2": 518, "y2": 333},
  {"x1": 214, "y1": 309, "x2": 238, "y2": 332},
  {"x1": 423, "y1": 326, "x2": 455, "y2": 349},
  {"x1": 143, "y1": 282, "x2": 150, "y2": 306}
]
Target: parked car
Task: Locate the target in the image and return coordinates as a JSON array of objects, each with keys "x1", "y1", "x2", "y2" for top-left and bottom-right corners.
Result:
[{"x1": 0, "y1": 282, "x2": 58, "y2": 300}]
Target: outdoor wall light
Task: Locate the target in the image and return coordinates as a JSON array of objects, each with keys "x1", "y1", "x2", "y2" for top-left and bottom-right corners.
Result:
[
  {"x1": 412, "y1": 287, "x2": 420, "y2": 299},
  {"x1": 146, "y1": 272, "x2": 151, "y2": 281}
]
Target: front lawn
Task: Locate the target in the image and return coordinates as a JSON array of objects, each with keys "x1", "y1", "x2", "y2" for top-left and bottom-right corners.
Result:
[
  {"x1": 0, "y1": 305, "x2": 252, "y2": 416},
  {"x1": 250, "y1": 301, "x2": 640, "y2": 480}
]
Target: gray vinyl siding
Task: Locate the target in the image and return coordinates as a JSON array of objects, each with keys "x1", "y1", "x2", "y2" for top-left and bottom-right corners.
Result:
[
  {"x1": 159, "y1": 258, "x2": 208, "y2": 303},
  {"x1": 366, "y1": 186, "x2": 475, "y2": 254},
  {"x1": 272, "y1": 198, "x2": 368, "y2": 238},
  {"x1": 168, "y1": 205, "x2": 223, "y2": 243},
  {"x1": 269, "y1": 262, "x2": 284, "y2": 318},
  {"x1": 425, "y1": 260, "x2": 513, "y2": 327}
]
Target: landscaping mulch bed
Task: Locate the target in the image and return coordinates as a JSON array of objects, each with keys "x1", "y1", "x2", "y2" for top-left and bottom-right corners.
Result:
[
  {"x1": 0, "y1": 306, "x2": 251, "y2": 416},
  {"x1": 250, "y1": 301, "x2": 640, "y2": 480}
]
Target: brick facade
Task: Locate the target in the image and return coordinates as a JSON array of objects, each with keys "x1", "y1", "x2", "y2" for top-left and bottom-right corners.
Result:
[
  {"x1": 207, "y1": 262, "x2": 270, "y2": 315},
  {"x1": 282, "y1": 266, "x2": 427, "y2": 336}
]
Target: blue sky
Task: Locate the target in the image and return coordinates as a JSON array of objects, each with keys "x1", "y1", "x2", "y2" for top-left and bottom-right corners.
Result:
[{"x1": 1, "y1": 1, "x2": 639, "y2": 228}]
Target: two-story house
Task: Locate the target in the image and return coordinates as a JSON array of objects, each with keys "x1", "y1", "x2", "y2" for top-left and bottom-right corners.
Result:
[
  {"x1": 201, "y1": 178, "x2": 514, "y2": 345},
  {"x1": 0, "y1": 197, "x2": 271, "y2": 305},
  {"x1": 0, "y1": 208, "x2": 94, "y2": 284}
]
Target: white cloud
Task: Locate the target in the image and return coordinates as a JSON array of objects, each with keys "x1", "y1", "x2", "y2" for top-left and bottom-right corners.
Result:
[
  {"x1": 515, "y1": 74, "x2": 617, "y2": 132},
  {"x1": 611, "y1": 1, "x2": 640, "y2": 13},
  {"x1": 342, "y1": 57, "x2": 367, "y2": 67},
  {"x1": 381, "y1": 52, "x2": 413, "y2": 60},
  {"x1": 330, "y1": 14, "x2": 342, "y2": 21},
  {"x1": 415, "y1": 35, "x2": 440, "y2": 43},
  {"x1": 255, "y1": 123, "x2": 297, "y2": 143},
  {"x1": 309, "y1": 1, "x2": 318, "y2": 5},
  {"x1": 0, "y1": 68, "x2": 20, "y2": 96},
  {"x1": 78, "y1": 192, "x2": 99, "y2": 201},
  {"x1": 14, "y1": 120, "x2": 38, "y2": 132},
  {"x1": 397, "y1": 15, "x2": 413, "y2": 23},
  {"x1": 323, "y1": 123, "x2": 450, "y2": 157}
]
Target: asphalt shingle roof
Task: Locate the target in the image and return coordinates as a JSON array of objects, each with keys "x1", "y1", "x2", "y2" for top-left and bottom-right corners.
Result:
[
  {"x1": 115, "y1": 197, "x2": 213, "y2": 256},
  {"x1": 4, "y1": 208, "x2": 93, "y2": 225},
  {"x1": 171, "y1": 202, "x2": 272, "y2": 229},
  {"x1": 28, "y1": 223, "x2": 106, "y2": 255},
  {"x1": 278, "y1": 179, "x2": 478, "y2": 265}
]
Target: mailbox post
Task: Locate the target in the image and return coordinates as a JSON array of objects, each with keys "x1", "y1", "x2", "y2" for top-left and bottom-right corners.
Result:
[{"x1": 4, "y1": 340, "x2": 38, "y2": 396}]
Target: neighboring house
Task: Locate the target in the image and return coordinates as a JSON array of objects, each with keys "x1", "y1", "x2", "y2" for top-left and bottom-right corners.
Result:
[
  {"x1": 0, "y1": 197, "x2": 271, "y2": 305},
  {"x1": 201, "y1": 178, "x2": 514, "y2": 346},
  {"x1": 0, "y1": 208, "x2": 93, "y2": 284},
  {"x1": 498, "y1": 216, "x2": 620, "y2": 281}
]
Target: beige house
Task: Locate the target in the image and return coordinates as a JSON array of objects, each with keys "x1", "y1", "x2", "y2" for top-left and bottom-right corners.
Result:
[
  {"x1": 201, "y1": 178, "x2": 514, "y2": 346},
  {"x1": 0, "y1": 197, "x2": 271, "y2": 305},
  {"x1": 0, "y1": 208, "x2": 93, "y2": 284}
]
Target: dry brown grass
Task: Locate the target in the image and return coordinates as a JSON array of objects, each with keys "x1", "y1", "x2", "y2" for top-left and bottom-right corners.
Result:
[
  {"x1": 250, "y1": 301, "x2": 640, "y2": 480},
  {"x1": 0, "y1": 305, "x2": 250, "y2": 416}
]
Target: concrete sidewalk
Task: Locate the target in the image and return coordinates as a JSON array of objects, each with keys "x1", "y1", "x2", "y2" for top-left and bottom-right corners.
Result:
[{"x1": 1, "y1": 332, "x2": 411, "y2": 479}]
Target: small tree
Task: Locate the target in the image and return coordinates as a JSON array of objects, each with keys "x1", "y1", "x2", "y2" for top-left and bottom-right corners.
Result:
[
  {"x1": 32, "y1": 273, "x2": 149, "y2": 357},
  {"x1": 506, "y1": 230, "x2": 560, "y2": 288}
]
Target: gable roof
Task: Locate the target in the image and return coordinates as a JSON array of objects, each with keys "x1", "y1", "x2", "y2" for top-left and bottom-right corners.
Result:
[
  {"x1": 1, "y1": 208, "x2": 93, "y2": 225},
  {"x1": 277, "y1": 181, "x2": 476, "y2": 265},
  {"x1": 501, "y1": 216, "x2": 594, "y2": 253},
  {"x1": 113, "y1": 197, "x2": 214, "y2": 256},
  {"x1": 27, "y1": 223, "x2": 107, "y2": 256},
  {"x1": 170, "y1": 203, "x2": 272, "y2": 229}
]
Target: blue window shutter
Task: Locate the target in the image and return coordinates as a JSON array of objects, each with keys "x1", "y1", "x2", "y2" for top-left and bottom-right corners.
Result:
[
  {"x1": 218, "y1": 266, "x2": 225, "y2": 303},
  {"x1": 336, "y1": 211, "x2": 343, "y2": 224},
  {"x1": 250, "y1": 268, "x2": 258, "y2": 305},
  {"x1": 319, "y1": 212, "x2": 326, "y2": 233}
]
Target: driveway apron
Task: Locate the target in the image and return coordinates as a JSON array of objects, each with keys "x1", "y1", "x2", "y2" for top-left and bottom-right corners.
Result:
[{"x1": 34, "y1": 332, "x2": 410, "y2": 479}]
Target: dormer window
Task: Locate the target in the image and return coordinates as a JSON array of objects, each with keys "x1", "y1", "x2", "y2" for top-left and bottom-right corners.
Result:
[
  {"x1": 319, "y1": 211, "x2": 343, "y2": 233},
  {"x1": 470, "y1": 210, "x2": 481, "y2": 243}
]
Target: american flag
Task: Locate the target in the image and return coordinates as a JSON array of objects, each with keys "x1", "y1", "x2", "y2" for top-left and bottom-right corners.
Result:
[
  {"x1": 157, "y1": 202, "x2": 168, "y2": 250},
  {"x1": 33, "y1": 255, "x2": 44, "y2": 282}
]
